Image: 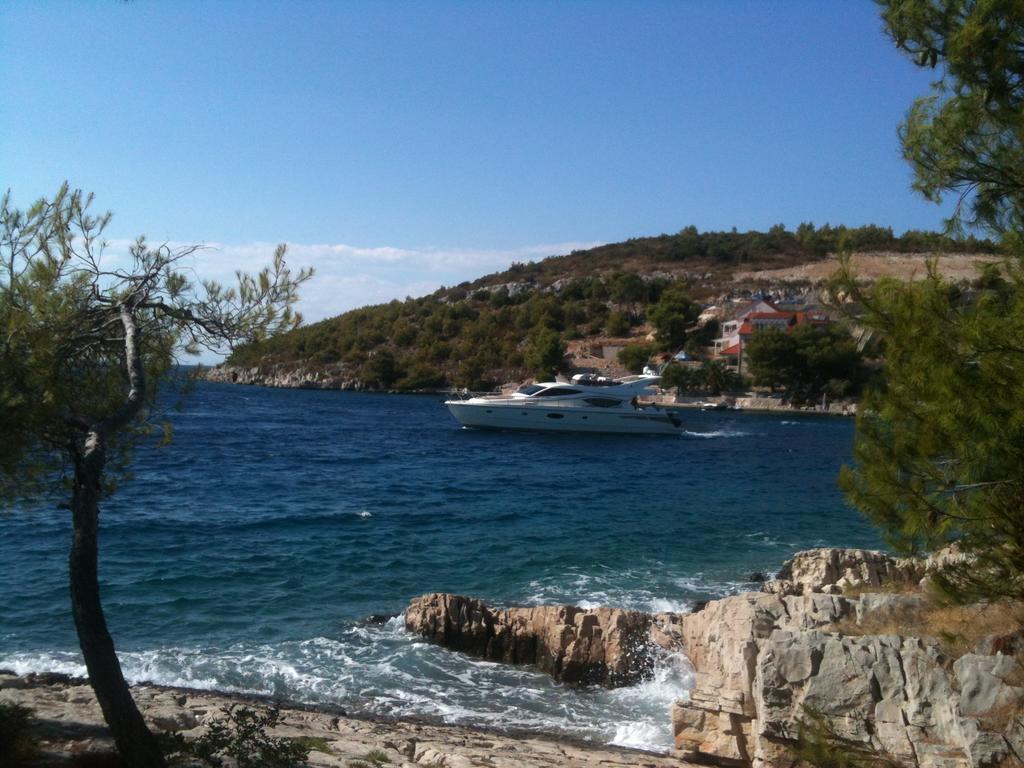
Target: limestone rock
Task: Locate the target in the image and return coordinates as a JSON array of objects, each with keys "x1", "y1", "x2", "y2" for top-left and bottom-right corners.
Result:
[
  {"x1": 764, "y1": 547, "x2": 926, "y2": 596},
  {"x1": 754, "y1": 631, "x2": 1024, "y2": 767},
  {"x1": 671, "y1": 591, "x2": 856, "y2": 763},
  {"x1": 854, "y1": 592, "x2": 929, "y2": 626},
  {"x1": 404, "y1": 593, "x2": 668, "y2": 686},
  {"x1": 672, "y1": 548, "x2": 1024, "y2": 768},
  {"x1": 398, "y1": 549, "x2": 1021, "y2": 768}
]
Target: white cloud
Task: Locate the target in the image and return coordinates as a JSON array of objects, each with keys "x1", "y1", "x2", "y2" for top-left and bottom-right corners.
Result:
[{"x1": 95, "y1": 237, "x2": 602, "y2": 362}]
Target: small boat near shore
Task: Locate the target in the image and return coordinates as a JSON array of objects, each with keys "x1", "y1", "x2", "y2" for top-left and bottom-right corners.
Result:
[{"x1": 444, "y1": 373, "x2": 683, "y2": 434}]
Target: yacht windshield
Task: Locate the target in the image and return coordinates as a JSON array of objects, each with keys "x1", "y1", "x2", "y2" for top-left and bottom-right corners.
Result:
[
  {"x1": 533, "y1": 387, "x2": 582, "y2": 397},
  {"x1": 517, "y1": 385, "x2": 545, "y2": 396}
]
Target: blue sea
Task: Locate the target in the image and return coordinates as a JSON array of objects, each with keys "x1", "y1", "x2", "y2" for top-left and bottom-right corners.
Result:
[{"x1": 0, "y1": 382, "x2": 879, "y2": 751}]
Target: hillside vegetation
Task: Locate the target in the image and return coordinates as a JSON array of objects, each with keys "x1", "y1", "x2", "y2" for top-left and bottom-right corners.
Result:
[{"x1": 225, "y1": 223, "x2": 997, "y2": 390}]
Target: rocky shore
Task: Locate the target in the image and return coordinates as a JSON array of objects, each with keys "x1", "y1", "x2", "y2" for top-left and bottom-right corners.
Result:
[
  {"x1": 405, "y1": 548, "x2": 1024, "y2": 767},
  {"x1": 6, "y1": 548, "x2": 1021, "y2": 767},
  {"x1": 0, "y1": 673, "x2": 687, "y2": 767}
]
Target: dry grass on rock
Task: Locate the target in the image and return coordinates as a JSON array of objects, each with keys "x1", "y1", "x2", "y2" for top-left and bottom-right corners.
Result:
[{"x1": 832, "y1": 598, "x2": 1024, "y2": 658}]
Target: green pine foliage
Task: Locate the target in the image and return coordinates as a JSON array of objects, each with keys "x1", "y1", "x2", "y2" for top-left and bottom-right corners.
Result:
[
  {"x1": 617, "y1": 342, "x2": 657, "y2": 373},
  {"x1": 660, "y1": 360, "x2": 744, "y2": 396},
  {"x1": 837, "y1": 262, "x2": 1024, "y2": 603},
  {"x1": 832, "y1": 1, "x2": 1024, "y2": 606},
  {"x1": 745, "y1": 324, "x2": 869, "y2": 405},
  {"x1": 512, "y1": 223, "x2": 996, "y2": 284},
  {"x1": 1, "y1": 185, "x2": 311, "y2": 767},
  {"x1": 229, "y1": 274, "x2": 680, "y2": 388},
  {"x1": 647, "y1": 286, "x2": 701, "y2": 351},
  {"x1": 880, "y1": 0, "x2": 1024, "y2": 235},
  {"x1": 524, "y1": 327, "x2": 568, "y2": 381},
  {"x1": 0, "y1": 186, "x2": 310, "y2": 507}
]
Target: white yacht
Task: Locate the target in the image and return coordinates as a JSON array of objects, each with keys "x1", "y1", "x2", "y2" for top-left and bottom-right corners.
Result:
[{"x1": 444, "y1": 373, "x2": 683, "y2": 434}]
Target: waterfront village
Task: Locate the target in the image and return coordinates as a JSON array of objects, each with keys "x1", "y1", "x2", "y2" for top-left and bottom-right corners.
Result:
[{"x1": 544, "y1": 293, "x2": 856, "y2": 415}]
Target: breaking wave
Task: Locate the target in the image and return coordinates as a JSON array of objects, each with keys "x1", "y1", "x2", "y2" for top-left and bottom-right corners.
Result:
[{"x1": 1, "y1": 617, "x2": 693, "y2": 753}]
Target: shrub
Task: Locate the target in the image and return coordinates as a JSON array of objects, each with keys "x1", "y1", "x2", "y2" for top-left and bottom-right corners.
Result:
[
  {"x1": 795, "y1": 708, "x2": 901, "y2": 767},
  {"x1": 604, "y1": 311, "x2": 630, "y2": 336},
  {"x1": 617, "y1": 342, "x2": 655, "y2": 373},
  {"x1": 174, "y1": 704, "x2": 310, "y2": 768},
  {"x1": 290, "y1": 736, "x2": 331, "y2": 753},
  {"x1": 0, "y1": 702, "x2": 37, "y2": 765},
  {"x1": 524, "y1": 328, "x2": 566, "y2": 380},
  {"x1": 348, "y1": 748, "x2": 391, "y2": 767}
]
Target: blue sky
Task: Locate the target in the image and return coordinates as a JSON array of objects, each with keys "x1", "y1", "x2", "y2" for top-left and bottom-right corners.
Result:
[{"x1": 2, "y1": 1, "x2": 948, "y2": 326}]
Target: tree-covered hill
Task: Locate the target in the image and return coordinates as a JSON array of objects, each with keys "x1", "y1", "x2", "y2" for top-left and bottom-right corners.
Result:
[
  {"x1": 464, "y1": 222, "x2": 996, "y2": 287},
  {"x1": 223, "y1": 223, "x2": 997, "y2": 391}
]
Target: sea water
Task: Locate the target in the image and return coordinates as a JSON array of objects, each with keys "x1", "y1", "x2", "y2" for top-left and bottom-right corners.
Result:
[{"x1": 0, "y1": 382, "x2": 878, "y2": 751}]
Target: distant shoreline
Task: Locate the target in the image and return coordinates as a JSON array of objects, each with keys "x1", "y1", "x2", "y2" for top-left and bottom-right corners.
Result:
[
  {"x1": 199, "y1": 367, "x2": 858, "y2": 418},
  {"x1": 661, "y1": 399, "x2": 856, "y2": 418}
]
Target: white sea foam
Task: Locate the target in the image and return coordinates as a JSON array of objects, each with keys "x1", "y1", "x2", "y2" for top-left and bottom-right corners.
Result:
[
  {"x1": 610, "y1": 722, "x2": 672, "y2": 752},
  {"x1": 682, "y1": 429, "x2": 750, "y2": 439},
  {"x1": 671, "y1": 574, "x2": 748, "y2": 598},
  {"x1": 356, "y1": 510, "x2": 372, "y2": 518},
  {"x1": 2, "y1": 619, "x2": 696, "y2": 754},
  {"x1": 645, "y1": 597, "x2": 691, "y2": 613},
  {"x1": 523, "y1": 568, "x2": 694, "y2": 614},
  {"x1": 2, "y1": 652, "x2": 87, "y2": 679},
  {"x1": 605, "y1": 649, "x2": 695, "y2": 752}
]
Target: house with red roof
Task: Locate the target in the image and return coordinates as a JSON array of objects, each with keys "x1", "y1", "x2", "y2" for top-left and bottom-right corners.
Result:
[
  {"x1": 712, "y1": 300, "x2": 781, "y2": 356},
  {"x1": 713, "y1": 303, "x2": 830, "y2": 371}
]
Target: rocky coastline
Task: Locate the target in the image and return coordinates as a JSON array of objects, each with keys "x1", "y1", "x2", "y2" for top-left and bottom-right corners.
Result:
[
  {"x1": 404, "y1": 548, "x2": 1023, "y2": 767},
  {"x1": 5, "y1": 548, "x2": 1020, "y2": 767},
  {"x1": 201, "y1": 363, "x2": 369, "y2": 391}
]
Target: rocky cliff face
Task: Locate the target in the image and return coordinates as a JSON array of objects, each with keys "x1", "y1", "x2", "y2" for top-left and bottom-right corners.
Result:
[
  {"x1": 673, "y1": 548, "x2": 1024, "y2": 767},
  {"x1": 202, "y1": 364, "x2": 365, "y2": 390}
]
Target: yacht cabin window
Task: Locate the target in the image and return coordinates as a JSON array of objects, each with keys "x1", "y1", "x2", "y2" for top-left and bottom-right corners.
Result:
[{"x1": 584, "y1": 397, "x2": 623, "y2": 408}]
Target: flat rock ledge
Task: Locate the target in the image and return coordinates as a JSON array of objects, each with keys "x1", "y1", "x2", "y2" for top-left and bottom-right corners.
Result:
[
  {"x1": 0, "y1": 673, "x2": 690, "y2": 768},
  {"x1": 404, "y1": 592, "x2": 681, "y2": 686}
]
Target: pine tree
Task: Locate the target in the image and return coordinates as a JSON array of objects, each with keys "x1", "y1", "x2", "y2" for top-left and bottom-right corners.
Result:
[
  {"x1": 839, "y1": 0, "x2": 1024, "y2": 603},
  {"x1": 0, "y1": 185, "x2": 310, "y2": 766}
]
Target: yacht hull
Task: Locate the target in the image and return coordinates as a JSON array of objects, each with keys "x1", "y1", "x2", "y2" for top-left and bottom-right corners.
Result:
[{"x1": 445, "y1": 401, "x2": 683, "y2": 435}]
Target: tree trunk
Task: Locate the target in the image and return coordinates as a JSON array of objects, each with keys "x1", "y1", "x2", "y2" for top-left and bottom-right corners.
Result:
[{"x1": 70, "y1": 439, "x2": 166, "y2": 768}]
